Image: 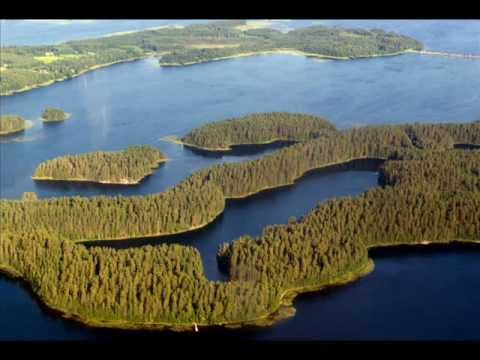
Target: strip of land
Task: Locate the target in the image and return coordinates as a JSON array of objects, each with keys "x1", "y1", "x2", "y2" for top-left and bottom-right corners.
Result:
[
  {"x1": 1, "y1": 117, "x2": 479, "y2": 331},
  {"x1": 1, "y1": 20, "x2": 423, "y2": 96}
]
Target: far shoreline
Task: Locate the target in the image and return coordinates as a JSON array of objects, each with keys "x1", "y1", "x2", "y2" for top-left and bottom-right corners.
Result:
[{"x1": 159, "y1": 48, "x2": 418, "y2": 67}]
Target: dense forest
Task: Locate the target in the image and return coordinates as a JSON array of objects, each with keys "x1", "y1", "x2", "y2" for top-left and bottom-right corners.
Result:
[
  {"x1": 2, "y1": 173, "x2": 225, "y2": 241},
  {"x1": 2, "y1": 120, "x2": 478, "y2": 243},
  {"x1": 0, "y1": 117, "x2": 479, "y2": 329},
  {"x1": 33, "y1": 145, "x2": 167, "y2": 185},
  {"x1": 0, "y1": 115, "x2": 28, "y2": 135},
  {"x1": 0, "y1": 21, "x2": 423, "y2": 95},
  {"x1": 181, "y1": 112, "x2": 336, "y2": 150},
  {"x1": 160, "y1": 26, "x2": 422, "y2": 66},
  {"x1": 41, "y1": 107, "x2": 70, "y2": 122}
]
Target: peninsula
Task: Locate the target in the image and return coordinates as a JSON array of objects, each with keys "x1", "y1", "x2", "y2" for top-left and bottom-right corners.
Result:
[
  {"x1": 0, "y1": 20, "x2": 423, "y2": 96},
  {"x1": 179, "y1": 112, "x2": 336, "y2": 151},
  {"x1": 1, "y1": 114, "x2": 479, "y2": 332},
  {"x1": 32, "y1": 145, "x2": 167, "y2": 185}
]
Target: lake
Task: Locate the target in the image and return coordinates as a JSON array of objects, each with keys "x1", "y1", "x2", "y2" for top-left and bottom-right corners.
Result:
[{"x1": 0, "y1": 20, "x2": 479, "y2": 340}]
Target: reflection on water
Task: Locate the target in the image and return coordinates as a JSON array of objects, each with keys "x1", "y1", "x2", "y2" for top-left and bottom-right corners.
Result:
[
  {"x1": 183, "y1": 140, "x2": 297, "y2": 158},
  {"x1": 1, "y1": 20, "x2": 480, "y2": 340},
  {"x1": 84, "y1": 159, "x2": 383, "y2": 282}
]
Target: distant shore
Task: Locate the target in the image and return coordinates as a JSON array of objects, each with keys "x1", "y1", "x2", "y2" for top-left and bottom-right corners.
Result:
[
  {"x1": 159, "y1": 48, "x2": 418, "y2": 67},
  {"x1": 0, "y1": 57, "x2": 146, "y2": 97}
]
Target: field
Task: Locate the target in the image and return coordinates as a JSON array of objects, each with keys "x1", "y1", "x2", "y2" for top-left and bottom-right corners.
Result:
[{"x1": 33, "y1": 53, "x2": 86, "y2": 64}]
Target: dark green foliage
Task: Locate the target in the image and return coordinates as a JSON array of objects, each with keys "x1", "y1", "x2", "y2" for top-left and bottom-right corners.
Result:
[
  {"x1": 0, "y1": 119, "x2": 479, "y2": 327},
  {"x1": 199, "y1": 124, "x2": 413, "y2": 198},
  {"x1": 0, "y1": 115, "x2": 27, "y2": 135},
  {"x1": 159, "y1": 25, "x2": 422, "y2": 65},
  {"x1": 1, "y1": 46, "x2": 144, "y2": 95},
  {"x1": 2, "y1": 173, "x2": 225, "y2": 241},
  {"x1": 182, "y1": 112, "x2": 336, "y2": 149},
  {"x1": 34, "y1": 145, "x2": 166, "y2": 184},
  {"x1": 41, "y1": 107, "x2": 69, "y2": 122},
  {"x1": 1, "y1": 21, "x2": 423, "y2": 95},
  {"x1": 380, "y1": 149, "x2": 480, "y2": 192},
  {"x1": 281, "y1": 26, "x2": 423, "y2": 57}
]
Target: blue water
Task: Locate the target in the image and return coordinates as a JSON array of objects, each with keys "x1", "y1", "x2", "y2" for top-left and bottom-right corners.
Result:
[
  {"x1": 4, "y1": 20, "x2": 479, "y2": 53},
  {"x1": 0, "y1": 20, "x2": 210, "y2": 46},
  {"x1": 1, "y1": 20, "x2": 479, "y2": 340}
]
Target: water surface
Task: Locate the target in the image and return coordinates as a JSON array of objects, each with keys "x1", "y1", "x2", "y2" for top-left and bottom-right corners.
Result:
[{"x1": 1, "y1": 20, "x2": 480, "y2": 341}]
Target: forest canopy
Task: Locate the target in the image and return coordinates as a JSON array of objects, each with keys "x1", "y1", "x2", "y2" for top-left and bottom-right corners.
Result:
[
  {"x1": 33, "y1": 145, "x2": 167, "y2": 184},
  {"x1": 41, "y1": 107, "x2": 70, "y2": 122},
  {"x1": 181, "y1": 112, "x2": 336, "y2": 150},
  {"x1": 0, "y1": 115, "x2": 28, "y2": 135},
  {"x1": 0, "y1": 21, "x2": 423, "y2": 95},
  {"x1": 0, "y1": 116, "x2": 478, "y2": 331}
]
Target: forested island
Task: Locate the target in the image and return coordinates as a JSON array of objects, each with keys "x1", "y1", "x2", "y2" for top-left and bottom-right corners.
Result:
[
  {"x1": 179, "y1": 112, "x2": 335, "y2": 150},
  {"x1": 0, "y1": 114, "x2": 479, "y2": 332},
  {"x1": 41, "y1": 107, "x2": 70, "y2": 123},
  {"x1": 32, "y1": 146, "x2": 167, "y2": 185},
  {"x1": 0, "y1": 115, "x2": 29, "y2": 135},
  {"x1": 159, "y1": 25, "x2": 423, "y2": 66},
  {"x1": 0, "y1": 20, "x2": 423, "y2": 96}
]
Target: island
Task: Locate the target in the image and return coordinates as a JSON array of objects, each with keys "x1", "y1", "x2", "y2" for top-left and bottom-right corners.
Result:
[
  {"x1": 32, "y1": 145, "x2": 167, "y2": 185},
  {"x1": 159, "y1": 26, "x2": 423, "y2": 66},
  {"x1": 0, "y1": 115, "x2": 30, "y2": 136},
  {"x1": 0, "y1": 20, "x2": 423, "y2": 96},
  {"x1": 0, "y1": 114, "x2": 479, "y2": 332},
  {"x1": 177, "y1": 112, "x2": 336, "y2": 151},
  {"x1": 41, "y1": 107, "x2": 71, "y2": 123}
]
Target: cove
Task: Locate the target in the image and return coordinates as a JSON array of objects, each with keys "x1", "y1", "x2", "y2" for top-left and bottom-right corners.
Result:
[
  {"x1": 83, "y1": 159, "x2": 383, "y2": 281},
  {"x1": 1, "y1": 20, "x2": 480, "y2": 339}
]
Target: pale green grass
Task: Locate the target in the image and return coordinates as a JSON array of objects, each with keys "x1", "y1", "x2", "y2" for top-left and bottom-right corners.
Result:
[{"x1": 34, "y1": 53, "x2": 87, "y2": 64}]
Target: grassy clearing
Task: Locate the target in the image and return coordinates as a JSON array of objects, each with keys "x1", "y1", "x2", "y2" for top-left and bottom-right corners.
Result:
[
  {"x1": 235, "y1": 20, "x2": 273, "y2": 31},
  {"x1": 34, "y1": 54, "x2": 86, "y2": 64},
  {"x1": 188, "y1": 43, "x2": 241, "y2": 49}
]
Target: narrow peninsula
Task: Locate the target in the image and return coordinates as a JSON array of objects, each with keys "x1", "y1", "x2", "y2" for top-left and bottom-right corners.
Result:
[
  {"x1": 179, "y1": 112, "x2": 336, "y2": 150},
  {"x1": 1, "y1": 114, "x2": 479, "y2": 332},
  {"x1": 41, "y1": 107, "x2": 71, "y2": 123},
  {"x1": 32, "y1": 145, "x2": 167, "y2": 185},
  {"x1": 1, "y1": 20, "x2": 423, "y2": 96}
]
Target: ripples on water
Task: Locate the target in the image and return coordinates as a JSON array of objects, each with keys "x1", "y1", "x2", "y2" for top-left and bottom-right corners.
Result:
[{"x1": 1, "y1": 20, "x2": 480, "y2": 340}]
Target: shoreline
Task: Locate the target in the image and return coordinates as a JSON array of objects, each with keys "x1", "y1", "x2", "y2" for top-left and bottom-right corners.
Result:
[
  {"x1": 0, "y1": 119, "x2": 34, "y2": 136},
  {"x1": 0, "y1": 120, "x2": 34, "y2": 136},
  {"x1": 161, "y1": 135, "x2": 297, "y2": 152},
  {"x1": 0, "y1": 258, "x2": 374, "y2": 332},
  {"x1": 224, "y1": 156, "x2": 386, "y2": 200},
  {"x1": 32, "y1": 158, "x2": 168, "y2": 185},
  {"x1": 0, "y1": 47, "x2": 421, "y2": 97},
  {"x1": 0, "y1": 57, "x2": 146, "y2": 97},
  {"x1": 55, "y1": 156, "x2": 383, "y2": 244},
  {"x1": 159, "y1": 48, "x2": 418, "y2": 67},
  {"x1": 76, "y1": 198, "x2": 225, "y2": 244},
  {"x1": 41, "y1": 112, "x2": 72, "y2": 123},
  {"x1": 34, "y1": 156, "x2": 382, "y2": 244},
  {"x1": 2, "y1": 238, "x2": 479, "y2": 332}
]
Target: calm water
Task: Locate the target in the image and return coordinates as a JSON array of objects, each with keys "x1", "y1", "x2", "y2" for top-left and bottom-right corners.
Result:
[
  {"x1": 1, "y1": 20, "x2": 480, "y2": 340},
  {"x1": 0, "y1": 20, "x2": 210, "y2": 46}
]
